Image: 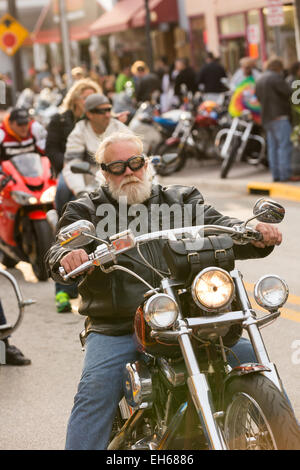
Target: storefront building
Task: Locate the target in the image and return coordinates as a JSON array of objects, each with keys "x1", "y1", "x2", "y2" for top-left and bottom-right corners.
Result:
[
  {"x1": 89, "y1": 0, "x2": 181, "y2": 73},
  {"x1": 186, "y1": 0, "x2": 299, "y2": 74}
]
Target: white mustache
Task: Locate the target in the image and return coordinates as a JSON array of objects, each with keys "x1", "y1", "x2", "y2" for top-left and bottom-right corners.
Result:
[{"x1": 120, "y1": 176, "x2": 141, "y2": 188}]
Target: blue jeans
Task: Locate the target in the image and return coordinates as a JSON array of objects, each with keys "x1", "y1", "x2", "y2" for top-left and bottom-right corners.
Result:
[
  {"x1": 65, "y1": 334, "x2": 256, "y2": 450},
  {"x1": 265, "y1": 118, "x2": 292, "y2": 182}
]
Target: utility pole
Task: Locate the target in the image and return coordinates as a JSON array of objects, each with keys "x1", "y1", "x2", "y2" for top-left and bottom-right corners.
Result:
[
  {"x1": 58, "y1": 0, "x2": 72, "y2": 89},
  {"x1": 7, "y1": 0, "x2": 24, "y2": 103},
  {"x1": 144, "y1": 0, "x2": 154, "y2": 72}
]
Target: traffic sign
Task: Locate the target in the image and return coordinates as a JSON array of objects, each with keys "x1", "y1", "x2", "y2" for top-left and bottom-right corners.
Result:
[{"x1": 0, "y1": 13, "x2": 29, "y2": 56}]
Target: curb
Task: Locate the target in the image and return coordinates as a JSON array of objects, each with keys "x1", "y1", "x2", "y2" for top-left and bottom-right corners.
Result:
[{"x1": 248, "y1": 181, "x2": 300, "y2": 202}]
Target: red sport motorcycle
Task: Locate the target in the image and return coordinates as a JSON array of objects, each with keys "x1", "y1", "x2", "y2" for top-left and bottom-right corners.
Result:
[{"x1": 0, "y1": 152, "x2": 56, "y2": 281}]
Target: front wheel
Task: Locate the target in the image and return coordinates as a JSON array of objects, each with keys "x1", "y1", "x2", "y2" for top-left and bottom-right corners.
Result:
[
  {"x1": 224, "y1": 374, "x2": 300, "y2": 450},
  {"x1": 30, "y1": 219, "x2": 54, "y2": 281},
  {"x1": 155, "y1": 142, "x2": 187, "y2": 176},
  {"x1": 220, "y1": 137, "x2": 240, "y2": 179}
]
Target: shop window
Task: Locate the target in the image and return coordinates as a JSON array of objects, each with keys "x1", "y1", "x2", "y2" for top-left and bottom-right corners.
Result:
[
  {"x1": 219, "y1": 14, "x2": 245, "y2": 36},
  {"x1": 220, "y1": 38, "x2": 247, "y2": 75},
  {"x1": 263, "y1": 4, "x2": 297, "y2": 69}
]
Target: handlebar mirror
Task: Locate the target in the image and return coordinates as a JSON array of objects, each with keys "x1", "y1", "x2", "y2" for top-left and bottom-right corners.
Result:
[
  {"x1": 58, "y1": 220, "x2": 96, "y2": 248},
  {"x1": 253, "y1": 198, "x2": 285, "y2": 224},
  {"x1": 70, "y1": 162, "x2": 92, "y2": 175}
]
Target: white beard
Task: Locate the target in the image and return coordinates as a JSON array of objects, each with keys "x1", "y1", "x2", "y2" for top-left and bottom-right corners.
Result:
[{"x1": 107, "y1": 166, "x2": 153, "y2": 205}]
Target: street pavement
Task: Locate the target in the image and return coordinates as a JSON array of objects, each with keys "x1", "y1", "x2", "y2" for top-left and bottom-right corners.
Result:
[{"x1": 0, "y1": 157, "x2": 299, "y2": 450}]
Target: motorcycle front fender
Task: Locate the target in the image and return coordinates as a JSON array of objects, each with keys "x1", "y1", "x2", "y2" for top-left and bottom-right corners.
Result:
[{"x1": 28, "y1": 210, "x2": 47, "y2": 221}]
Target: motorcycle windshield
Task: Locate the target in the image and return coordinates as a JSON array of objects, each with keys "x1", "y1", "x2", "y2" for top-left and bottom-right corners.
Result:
[{"x1": 11, "y1": 153, "x2": 43, "y2": 178}]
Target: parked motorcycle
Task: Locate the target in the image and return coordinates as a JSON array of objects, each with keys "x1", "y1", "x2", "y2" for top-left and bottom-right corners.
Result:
[
  {"x1": 58, "y1": 198, "x2": 300, "y2": 450},
  {"x1": 156, "y1": 93, "x2": 231, "y2": 176},
  {"x1": 215, "y1": 110, "x2": 267, "y2": 179},
  {"x1": 0, "y1": 268, "x2": 35, "y2": 342},
  {"x1": 129, "y1": 101, "x2": 178, "y2": 155},
  {"x1": 0, "y1": 152, "x2": 56, "y2": 280}
]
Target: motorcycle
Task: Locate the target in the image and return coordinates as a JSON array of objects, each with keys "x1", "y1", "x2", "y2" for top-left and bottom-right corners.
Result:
[
  {"x1": 57, "y1": 198, "x2": 300, "y2": 450},
  {"x1": 215, "y1": 110, "x2": 267, "y2": 179},
  {"x1": 129, "y1": 101, "x2": 178, "y2": 155},
  {"x1": 0, "y1": 268, "x2": 35, "y2": 342},
  {"x1": 156, "y1": 92, "x2": 231, "y2": 177},
  {"x1": 0, "y1": 152, "x2": 56, "y2": 281}
]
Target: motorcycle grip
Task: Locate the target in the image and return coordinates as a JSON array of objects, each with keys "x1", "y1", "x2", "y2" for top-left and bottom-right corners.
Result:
[{"x1": 253, "y1": 231, "x2": 263, "y2": 242}]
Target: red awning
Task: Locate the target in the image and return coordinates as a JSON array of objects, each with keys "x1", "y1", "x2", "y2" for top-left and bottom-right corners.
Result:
[
  {"x1": 89, "y1": 0, "x2": 144, "y2": 36},
  {"x1": 26, "y1": 23, "x2": 91, "y2": 45},
  {"x1": 131, "y1": 0, "x2": 178, "y2": 28}
]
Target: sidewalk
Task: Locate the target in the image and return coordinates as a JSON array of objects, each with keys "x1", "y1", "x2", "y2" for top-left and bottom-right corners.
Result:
[{"x1": 159, "y1": 159, "x2": 300, "y2": 202}]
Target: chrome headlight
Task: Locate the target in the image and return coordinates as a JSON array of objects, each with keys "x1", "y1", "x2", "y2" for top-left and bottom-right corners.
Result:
[
  {"x1": 11, "y1": 191, "x2": 38, "y2": 206},
  {"x1": 254, "y1": 275, "x2": 289, "y2": 311},
  {"x1": 192, "y1": 268, "x2": 235, "y2": 312},
  {"x1": 40, "y1": 186, "x2": 56, "y2": 204},
  {"x1": 144, "y1": 294, "x2": 179, "y2": 330}
]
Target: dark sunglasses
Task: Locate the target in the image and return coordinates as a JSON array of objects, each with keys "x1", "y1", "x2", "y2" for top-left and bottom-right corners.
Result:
[
  {"x1": 89, "y1": 107, "x2": 112, "y2": 115},
  {"x1": 101, "y1": 155, "x2": 146, "y2": 175}
]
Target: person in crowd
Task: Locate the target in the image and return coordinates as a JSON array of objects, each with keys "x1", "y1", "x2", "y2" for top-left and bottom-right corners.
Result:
[
  {"x1": 46, "y1": 131, "x2": 282, "y2": 450},
  {"x1": 46, "y1": 79, "x2": 103, "y2": 314},
  {"x1": 46, "y1": 78, "x2": 102, "y2": 177},
  {"x1": 196, "y1": 52, "x2": 228, "y2": 101},
  {"x1": 0, "y1": 108, "x2": 47, "y2": 162},
  {"x1": 71, "y1": 67, "x2": 86, "y2": 82},
  {"x1": 53, "y1": 94, "x2": 131, "y2": 313},
  {"x1": 286, "y1": 61, "x2": 300, "y2": 87},
  {"x1": 230, "y1": 57, "x2": 261, "y2": 90},
  {"x1": 131, "y1": 60, "x2": 161, "y2": 103},
  {"x1": 154, "y1": 56, "x2": 174, "y2": 112},
  {"x1": 0, "y1": 299, "x2": 31, "y2": 366},
  {"x1": 255, "y1": 57, "x2": 298, "y2": 182},
  {"x1": 174, "y1": 57, "x2": 197, "y2": 98},
  {"x1": 115, "y1": 65, "x2": 135, "y2": 94}
]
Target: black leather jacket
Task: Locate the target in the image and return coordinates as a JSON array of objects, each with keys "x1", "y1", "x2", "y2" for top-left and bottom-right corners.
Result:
[{"x1": 46, "y1": 184, "x2": 273, "y2": 336}]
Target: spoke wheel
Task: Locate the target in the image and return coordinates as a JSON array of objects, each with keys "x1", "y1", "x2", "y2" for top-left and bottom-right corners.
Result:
[
  {"x1": 225, "y1": 392, "x2": 277, "y2": 450},
  {"x1": 224, "y1": 374, "x2": 300, "y2": 450}
]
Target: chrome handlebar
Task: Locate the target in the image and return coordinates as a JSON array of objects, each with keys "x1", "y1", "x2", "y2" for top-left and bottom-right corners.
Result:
[{"x1": 58, "y1": 224, "x2": 262, "y2": 281}]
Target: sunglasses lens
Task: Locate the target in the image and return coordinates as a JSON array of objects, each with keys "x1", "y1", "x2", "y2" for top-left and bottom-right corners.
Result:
[
  {"x1": 108, "y1": 162, "x2": 126, "y2": 175},
  {"x1": 128, "y1": 156, "x2": 145, "y2": 171},
  {"x1": 104, "y1": 155, "x2": 146, "y2": 175},
  {"x1": 92, "y1": 108, "x2": 112, "y2": 114}
]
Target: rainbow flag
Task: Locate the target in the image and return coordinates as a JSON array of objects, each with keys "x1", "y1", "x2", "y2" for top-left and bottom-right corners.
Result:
[{"x1": 229, "y1": 76, "x2": 261, "y2": 124}]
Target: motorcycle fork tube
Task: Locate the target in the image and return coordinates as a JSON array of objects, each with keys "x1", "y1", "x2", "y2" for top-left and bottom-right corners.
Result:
[
  {"x1": 238, "y1": 121, "x2": 253, "y2": 161},
  {"x1": 232, "y1": 270, "x2": 284, "y2": 393},
  {"x1": 178, "y1": 330, "x2": 227, "y2": 450},
  {"x1": 221, "y1": 117, "x2": 239, "y2": 158},
  {"x1": 160, "y1": 279, "x2": 227, "y2": 449}
]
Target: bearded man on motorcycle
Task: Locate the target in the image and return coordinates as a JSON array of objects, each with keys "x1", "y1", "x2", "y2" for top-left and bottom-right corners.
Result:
[
  {"x1": 0, "y1": 108, "x2": 47, "y2": 162},
  {"x1": 46, "y1": 132, "x2": 282, "y2": 450}
]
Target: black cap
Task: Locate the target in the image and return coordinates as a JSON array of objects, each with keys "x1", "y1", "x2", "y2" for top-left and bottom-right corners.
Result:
[
  {"x1": 84, "y1": 94, "x2": 110, "y2": 112},
  {"x1": 9, "y1": 108, "x2": 30, "y2": 125}
]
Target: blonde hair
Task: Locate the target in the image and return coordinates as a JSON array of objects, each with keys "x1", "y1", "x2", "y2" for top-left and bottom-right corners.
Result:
[
  {"x1": 94, "y1": 132, "x2": 144, "y2": 165},
  {"x1": 61, "y1": 78, "x2": 102, "y2": 113}
]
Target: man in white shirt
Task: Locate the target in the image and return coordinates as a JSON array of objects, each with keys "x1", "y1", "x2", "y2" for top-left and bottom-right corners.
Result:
[{"x1": 61, "y1": 94, "x2": 131, "y2": 203}]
